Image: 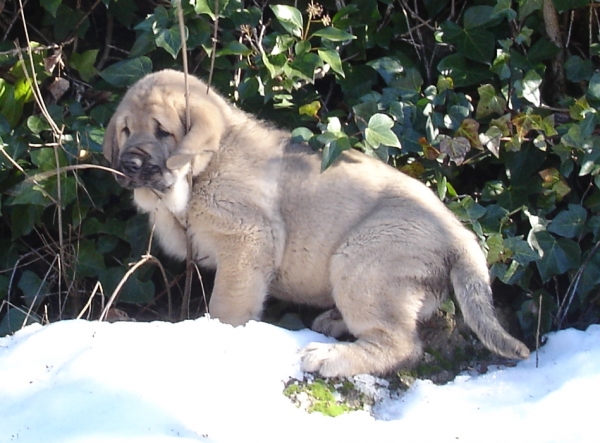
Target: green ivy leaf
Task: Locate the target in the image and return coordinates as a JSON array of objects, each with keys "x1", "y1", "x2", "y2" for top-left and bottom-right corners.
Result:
[
  {"x1": 455, "y1": 118, "x2": 482, "y2": 149},
  {"x1": 518, "y1": 0, "x2": 543, "y2": 20},
  {"x1": 589, "y1": 216, "x2": 600, "y2": 241},
  {"x1": 492, "y1": 0, "x2": 517, "y2": 21},
  {"x1": 504, "y1": 236, "x2": 539, "y2": 265},
  {"x1": 8, "y1": 182, "x2": 49, "y2": 207},
  {"x1": 534, "y1": 231, "x2": 581, "y2": 282},
  {"x1": 70, "y1": 50, "x2": 98, "y2": 82},
  {"x1": 287, "y1": 52, "x2": 322, "y2": 82},
  {"x1": 0, "y1": 307, "x2": 40, "y2": 337},
  {"x1": 562, "y1": 120, "x2": 594, "y2": 150},
  {"x1": 367, "y1": 57, "x2": 404, "y2": 84},
  {"x1": 261, "y1": 53, "x2": 285, "y2": 79},
  {"x1": 41, "y1": 0, "x2": 62, "y2": 17},
  {"x1": 539, "y1": 167, "x2": 571, "y2": 201},
  {"x1": 480, "y1": 126, "x2": 502, "y2": 157},
  {"x1": 476, "y1": 84, "x2": 507, "y2": 119},
  {"x1": 521, "y1": 70, "x2": 542, "y2": 106},
  {"x1": 155, "y1": 24, "x2": 185, "y2": 59},
  {"x1": 295, "y1": 40, "x2": 311, "y2": 56},
  {"x1": 76, "y1": 240, "x2": 106, "y2": 278},
  {"x1": 30, "y1": 147, "x2": 66, "y2": 170},
  {"x1": 0, "y1": 80, "x2": 23, "y2": 128},
  {"x1": 365, "y1": 114, "x2": 401, "y2": 149},
  {"x1": 13, "y1": 79, "x2": 33, "y2": 110},
  {"x1": 577, "y1": 252, "x2": 600, "y2": 298},
  {"x1": 437, "y1": 54, "x2": 492, "y2": 87},
  {"x1": 541, "y1": 115, "x2": 558, "y2": 137},
  {"x1": 27, "y1": 115, "x2": 51, "y2": 134},
  {"x1": 195, "y1": 0, "x2": 233, "y2": 19},
  {"x1": 569, "y1": 97, "x2": 595, "y2": 121},
  {"x1": 390, "y1": 68, "x2": 423, "y2": 99},
  {"x1": 0, "y1": 275, "x2": 7, "y2": 302},
  {"x1": 270, "y1": 5, "x2": 303, "y2": 38},
  {"x1": 130, "y1": 31, "x2": 156, "y2": 58},
  {"x1": 317, "y1": 48, "x2": 345, "y2": 77},
  {"x1": 547, "y1": 204, "x2": 587, "y2": 239},
  {"x1": 491, "y1": 261, "x2": 525, "y2": 286},
  {"x1": 321, "y1": 134, "x2": 351, "y2": 171},
  {"x1": 47, "y1": 175, "x2": 78, "y2": 209},
  {"x1": 512, "y1": 112, "x2": 543, "y2": 141},
  {"x1": 446, "y1": 105, "x2": 470, "y2": 129},
  {"x1": 353, "y1": 101, "x2": 378, "y2": 133},
  {"x1": 491, "y1": 51, "x2": 511, "y2": 80},
  {"x1": 527, "y1": 38, "x2": 560, "y2": 64},
  {"x1": 587, "y1": 72, "x2": 600, "y2": 101},
  {"x1": 486, "y1": 232, "x2": 505, "y2": 265},
  {"x1": 99, "y1": 57, "x2": 152, "y2": 87},
  {"x1": 291, "y1": 127, "x2": 314, "y2": 143},
  {"x1": 440, "y1": 21, "x2": 495, "y2": 63},
  {"x1": 565, "y1": 56, "x2": 594, "y2": 82},
  {"x1": 463, "y1": 5, "x2": 497, "y2": 29},
  {"x1": 17, "y1": 270, "x2": 50, "y2": 309},
  {"x1": 448, "y1": 196, "x2": 486, "y2": 222},
  {"x1": 552, "y1": 0, "x2": 589, "y2": 13},
  {"x1": 99, "y1": 267, "x2": 155, "y2": 304},
  {"x1": 311, "y1": 27, "x2": 356, "y2": 42}
]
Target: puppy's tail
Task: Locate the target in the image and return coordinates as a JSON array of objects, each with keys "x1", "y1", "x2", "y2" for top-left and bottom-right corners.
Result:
[{"x1": 450, "y1": 245, "x2": 530, "y2": 360}]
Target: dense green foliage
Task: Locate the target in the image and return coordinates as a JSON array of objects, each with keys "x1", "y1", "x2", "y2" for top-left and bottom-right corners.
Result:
[{"x1": 0, "y1": 0, "x2": 598, "y2": 343}]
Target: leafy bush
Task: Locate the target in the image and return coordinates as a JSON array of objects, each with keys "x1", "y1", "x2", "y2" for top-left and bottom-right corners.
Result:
[{"x1": 0, "y1": 0, "x2": 598, "y2": 343}]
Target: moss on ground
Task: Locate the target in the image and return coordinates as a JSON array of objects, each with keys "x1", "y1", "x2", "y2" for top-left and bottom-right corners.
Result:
[{"x1": 284, "y1": 378, "x2": 365, "y2": 417}]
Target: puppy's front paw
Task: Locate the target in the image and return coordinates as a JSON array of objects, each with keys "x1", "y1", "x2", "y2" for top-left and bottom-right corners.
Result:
[
  {"x1": 300, "y1": 342, "x2": 354, "y2": 378},
  {"x1": 311, "y1": 308, "x2": 349, "y2": 338}
]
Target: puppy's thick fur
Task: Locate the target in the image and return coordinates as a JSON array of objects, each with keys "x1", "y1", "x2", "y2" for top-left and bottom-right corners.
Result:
[{"x1": 103, "y1": 69, "x2": 530, "y2": 377}]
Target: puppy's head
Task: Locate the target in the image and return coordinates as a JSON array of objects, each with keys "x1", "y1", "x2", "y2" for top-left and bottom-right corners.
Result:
[{"x1": 103, "y1": 69, "x2": 225, "y2": 193}]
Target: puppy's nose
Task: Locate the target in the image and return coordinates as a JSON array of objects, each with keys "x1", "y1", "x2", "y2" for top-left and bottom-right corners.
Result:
[{"x1": 120, "y1": 157, "x2": 143, "y2": 176}]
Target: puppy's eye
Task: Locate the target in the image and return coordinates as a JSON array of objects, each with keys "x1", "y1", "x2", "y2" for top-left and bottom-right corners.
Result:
[
  {"x1": 147, "y1": 164, "x2": 162, "y2": 175},
  {"x1": 156, "y1": 127, "x2": 172, "y2": 139},
  {"x1": 122, "y1": 127, "x2": 130, "y2": 137}
]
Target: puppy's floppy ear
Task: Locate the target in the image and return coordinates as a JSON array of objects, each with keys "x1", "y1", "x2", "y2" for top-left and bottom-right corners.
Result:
[
  {"x1": 102, "y1": 115, "x2": 119, "y2": 167},
  {"x1": 167, "y1": 96, "x2": 225, "y2": 175}
]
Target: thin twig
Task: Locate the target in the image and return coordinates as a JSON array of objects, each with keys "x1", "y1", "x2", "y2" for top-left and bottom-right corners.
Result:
[
  {"x1": 207, "y1": 0, "x2": 219, "y2": 90},
  {"x1": 97, "y1": 13, "x2": 114, "y2": 71},
  {"x1": 99, "y1": 255, "x2": 160, "y2": 322},
  {"x1": 14, "y1": 11, "x2": 61, "y2": 135},
  {"x1": 76, "y1": 281, "x2": 104, "y2": 320},
  {"x1": 27, "y1": 162, "x2": 127, "y2": 182},
  {"x1": 535, "y1": 295, "x2": 542, "y2": 368},
  {"x1": 64, "y1": 0, "x2": 104, "y2": 45},
  {"x1": 23, "y1": 254, "x2": 58, "y2": 327},
  {"x1": 177, "y1": 0, "x2": 194, "y2": 321},
  {"x1": 0, "y1": 300, "x2": 38, "y2": 331},
  {"x1": 193, "y1": 262, "x2": 208, "y2": 318},
  {"x1": 0, "y1": 43, "x2": 62, "y2": 58},
  {"x1": 0, "y1": 145, "x2": 58, "y2": 205},
  {"x1": 52, "y1": 130, "x2": 66, "y2": 312},
  {"x1": 16, "y1": 4, "x2": 67, "y2": 291},
  {"x1": 2, "y1": 0, "x2": 29, "y2": 41},
  {"x1": 556, "y1": 241, "x2": 600, "y2": 329},
  {"x1": 176, "y1": 0, "x2": 191, "y2": 131}
]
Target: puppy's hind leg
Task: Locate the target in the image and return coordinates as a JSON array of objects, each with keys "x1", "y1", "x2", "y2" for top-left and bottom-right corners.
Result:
[{"x1": 301, "y1": 252, "x2": 426, "y2": 377}]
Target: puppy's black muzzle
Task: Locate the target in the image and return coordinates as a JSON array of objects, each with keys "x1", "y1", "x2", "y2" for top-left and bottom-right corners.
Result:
[{"x1": 115, "y1": 140, "x2": 173, "y2": 193}]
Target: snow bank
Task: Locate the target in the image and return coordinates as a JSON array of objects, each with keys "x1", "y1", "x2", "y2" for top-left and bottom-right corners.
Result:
[{"x1": 1, "y1": 318, "x2": 598, "y2": 443}]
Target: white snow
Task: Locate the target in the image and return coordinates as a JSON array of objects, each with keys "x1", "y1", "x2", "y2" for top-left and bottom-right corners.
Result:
[{"x1": 1, "y1": 317, "x2": 598, "y2": 443}]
